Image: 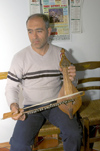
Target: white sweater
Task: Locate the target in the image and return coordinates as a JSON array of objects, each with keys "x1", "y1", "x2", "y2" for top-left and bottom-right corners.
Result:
[{"x1": 5, "y1": 44, "x2": 71, "y2": 107}]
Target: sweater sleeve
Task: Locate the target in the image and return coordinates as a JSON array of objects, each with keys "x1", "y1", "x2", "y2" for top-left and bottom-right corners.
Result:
[{"x1": 5, "y1": 53, "x2": 23, "y2": 107}]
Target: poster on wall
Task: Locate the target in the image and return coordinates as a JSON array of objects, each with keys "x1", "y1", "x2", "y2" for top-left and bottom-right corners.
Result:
[
  {"x1": 29, "y1": 0, "x2": 41, "y2": 14},
  {"x1": 29, "y1": 0, "x2": 70, "y2": 41},
  {"x1": 42, "y1": 0, "x2": 70, "y2": 41},
  {"x1": 71, "y1": 0, "x2": 82, "y2": 33}
]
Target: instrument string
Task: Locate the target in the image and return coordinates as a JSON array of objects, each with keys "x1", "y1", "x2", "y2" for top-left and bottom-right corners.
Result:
[{"x1": 23, "y1": 91, "x2": 84, "y2": 110}]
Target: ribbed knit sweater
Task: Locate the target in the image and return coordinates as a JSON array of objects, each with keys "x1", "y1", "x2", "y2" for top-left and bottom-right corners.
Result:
[{"x1": 5, "y1": 44, "x2": 71, "y2": 107}]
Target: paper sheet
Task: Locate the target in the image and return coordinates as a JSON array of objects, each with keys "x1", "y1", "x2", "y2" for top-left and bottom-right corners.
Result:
[
  {"x1": 30, "y1": 0, "x2": 41, "y2": 14},
  {"x1": 71, "y1": 0, "x2": 82, "y2": 33}
]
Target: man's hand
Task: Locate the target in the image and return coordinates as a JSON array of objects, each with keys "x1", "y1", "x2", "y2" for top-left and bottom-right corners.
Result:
[
  {"x1": 10, "y1": 103, "x2": 26, "y2": 121},
  {"x1": 60, "y1": 65, "x2": 76, "y2": 81},
  {"x1": 68, "y1": 65, "x2": 76, "y2": 81}
]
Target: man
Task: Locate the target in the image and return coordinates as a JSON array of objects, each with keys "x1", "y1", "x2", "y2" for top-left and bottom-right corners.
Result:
[{"x1": 5, "y1": 14, "x2": 82, "y2": 151}]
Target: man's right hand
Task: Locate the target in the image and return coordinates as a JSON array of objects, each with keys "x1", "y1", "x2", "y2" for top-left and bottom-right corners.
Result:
[{"x1": 10, "y1": 103, "x2": 26, "y2": 121}]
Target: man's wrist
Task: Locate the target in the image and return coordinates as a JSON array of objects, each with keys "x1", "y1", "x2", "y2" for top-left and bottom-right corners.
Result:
[{"x1": 10, "y1": 103, "x2": 19, "y2": 110}]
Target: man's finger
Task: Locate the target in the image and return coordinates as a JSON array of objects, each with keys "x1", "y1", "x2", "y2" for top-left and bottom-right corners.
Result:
[{"x1": 12, "y1": 112, "x2": 23, "y2": 120}]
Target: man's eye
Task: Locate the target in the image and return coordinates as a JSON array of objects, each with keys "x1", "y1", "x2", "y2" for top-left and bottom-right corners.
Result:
[
  {"x1": 37, "y1": 30, "x2": 42, "y2": 32},
  {"x1": 28, "y1": 30, "x2": 33, "y2": 34}
]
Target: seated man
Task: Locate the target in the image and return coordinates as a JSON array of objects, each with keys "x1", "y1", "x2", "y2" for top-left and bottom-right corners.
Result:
[{"x1": 5, "y1": 13, "x2": 82, "y2": 151}]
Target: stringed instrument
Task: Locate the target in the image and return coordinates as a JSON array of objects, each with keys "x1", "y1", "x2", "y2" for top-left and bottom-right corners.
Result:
[
  {"x1": 2, "y1": 48, "x2": 84, "y2": 120},
  {"x1": 57, "y1": 48, "x2": 82, "y2": 119}
]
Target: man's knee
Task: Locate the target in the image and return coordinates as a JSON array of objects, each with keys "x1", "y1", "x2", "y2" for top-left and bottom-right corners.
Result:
[
  {"x1": 60, "y1": 127, "x2": 82, "y2": 142},
  {"x1": 10, "y1": 137, "x2": 33, "y2": 151}
]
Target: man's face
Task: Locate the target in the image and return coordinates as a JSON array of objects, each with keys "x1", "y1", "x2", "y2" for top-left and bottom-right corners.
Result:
[{"x1": 27, "y1": 17, "x2": 51, "y2": 50}]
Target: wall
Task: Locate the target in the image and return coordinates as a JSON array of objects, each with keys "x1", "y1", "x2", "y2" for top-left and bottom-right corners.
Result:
[{"x1": 0, "y1": 0, "x2": 100, "y2": 143}]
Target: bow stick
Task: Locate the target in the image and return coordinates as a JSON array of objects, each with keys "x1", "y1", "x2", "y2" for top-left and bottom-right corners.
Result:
[
  {"x1": 23, "y1": 91, "x2": 84, "y2": 110},
  {"x1": 2, "y1": 91, "x2": 84, "y2": 120}
]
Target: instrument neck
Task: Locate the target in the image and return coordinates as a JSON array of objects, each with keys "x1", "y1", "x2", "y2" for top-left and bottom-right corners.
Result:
[{"x1": 62, "y1": 67, "x2": 73, "y2": 95}]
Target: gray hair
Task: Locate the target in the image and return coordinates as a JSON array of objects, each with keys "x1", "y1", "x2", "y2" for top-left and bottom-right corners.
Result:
[{"x1": 26, "y1": 13, "x2": 50, "y2": 29}]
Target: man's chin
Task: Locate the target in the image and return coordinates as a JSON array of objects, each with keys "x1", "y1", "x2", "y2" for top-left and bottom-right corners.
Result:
[{"x1": 32, "y1": 45, "x2": 41, "y2": 49}]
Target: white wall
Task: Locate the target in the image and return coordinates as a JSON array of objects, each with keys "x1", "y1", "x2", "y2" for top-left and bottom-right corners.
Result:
[{"x1": 0, "y1": 0, "x2": 100, "y2": 143}]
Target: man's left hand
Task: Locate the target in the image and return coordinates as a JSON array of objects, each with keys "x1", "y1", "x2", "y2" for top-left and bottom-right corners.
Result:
[{"x1": 68, "y1": 65, "x2": 76, "y2": 81}]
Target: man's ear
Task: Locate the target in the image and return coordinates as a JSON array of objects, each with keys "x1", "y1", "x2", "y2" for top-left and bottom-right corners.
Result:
[{"x1": 48, "y1": 27, "x2": 52, "y2": 37}]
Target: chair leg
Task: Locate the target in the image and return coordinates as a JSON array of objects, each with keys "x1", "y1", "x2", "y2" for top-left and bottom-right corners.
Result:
[
  {"x1": 32, "y1": 135, "x2": 39, "y2": 151},
  {"x1": 83, "y1": 118, "x2": 90, "y2": 151},
  {"x1": 82, "y1": 121, "x2": 85, "y2": 151}
]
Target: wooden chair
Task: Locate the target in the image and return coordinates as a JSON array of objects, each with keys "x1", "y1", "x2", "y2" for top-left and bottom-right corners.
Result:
[{"x1": 74, "y1": 61, "x2": 100, "y2": 151}]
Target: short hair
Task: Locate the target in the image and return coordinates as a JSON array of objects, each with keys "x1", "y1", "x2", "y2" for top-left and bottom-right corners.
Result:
[{"x1": 26, "y1": 13, "x2": 50, "y2": 29}]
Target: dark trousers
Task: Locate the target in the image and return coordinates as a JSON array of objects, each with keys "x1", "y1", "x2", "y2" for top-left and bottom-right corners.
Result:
[{"x1": 10, "y1": 107, "x2": 82, "y2": 151}]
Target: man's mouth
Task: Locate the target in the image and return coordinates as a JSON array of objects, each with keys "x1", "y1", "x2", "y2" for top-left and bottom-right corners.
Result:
[{"x1": 34, "y1": 40, "x2": 40, "y2": 44}]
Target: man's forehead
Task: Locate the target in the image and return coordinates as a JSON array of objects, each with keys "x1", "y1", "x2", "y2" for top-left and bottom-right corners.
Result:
[
  {"x1": 27, "y1": 24, "x2": 45, "y2": 30},
  {"x1": 27, "y1": 18, "x2": 46, "y2": 29},
  {"x1": 28, "y1": 17, "x2": 44, "y2": 23},
  {"x1": 27, "y1": 27, "x2": 44, "y2": 31}
]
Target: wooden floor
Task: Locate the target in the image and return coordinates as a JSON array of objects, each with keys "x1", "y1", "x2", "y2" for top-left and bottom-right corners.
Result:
[
  {"x1": 0, "y1": 149, "x2": 9, "y2": 151},
  {"x1": 0, "y1": 141, "x2": 98, "y2": 151}
]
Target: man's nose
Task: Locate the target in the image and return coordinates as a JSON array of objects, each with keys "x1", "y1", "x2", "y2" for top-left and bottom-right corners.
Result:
[{"x1": 33, "y1": 31, "x2": 37, "y2": 38}]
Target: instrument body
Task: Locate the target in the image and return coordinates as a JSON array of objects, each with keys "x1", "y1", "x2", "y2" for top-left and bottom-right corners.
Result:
[{"x1": 58, "y1": 48, "x2": 82, "y2": 118}]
